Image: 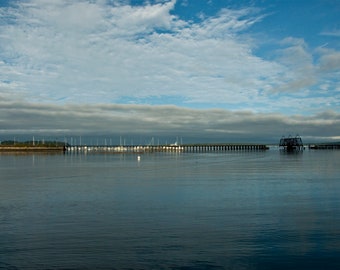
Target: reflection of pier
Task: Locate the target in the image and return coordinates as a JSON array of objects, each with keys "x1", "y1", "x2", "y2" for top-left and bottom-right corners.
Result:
[{"x1": 65, "y1": 144, "x2": 269, "y2": 153}]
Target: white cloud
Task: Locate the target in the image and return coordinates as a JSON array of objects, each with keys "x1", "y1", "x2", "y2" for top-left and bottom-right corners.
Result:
[
  {"x1": 0, "y1": 0, "x2": 339, "y2": 115},
  {"x1": 271, "y1": 37, "x2": 316, "y2": 93},
  {"x1": 0, "y1": 0, "x2": 280, "y2": 107},
  {"x1": 320, "y1": 29, "x2": 340, "y2": 37}
]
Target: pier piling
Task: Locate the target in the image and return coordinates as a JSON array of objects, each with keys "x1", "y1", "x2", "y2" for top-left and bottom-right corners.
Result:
[{"x1": 64, "y1": 144, "x2": 269, "y2": 153}]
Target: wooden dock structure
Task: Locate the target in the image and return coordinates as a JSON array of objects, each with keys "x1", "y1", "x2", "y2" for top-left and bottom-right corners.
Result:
[
  {"x1": 279, "y1": 135, "x2": 304, "y2": 151},
  {"x1": 65, "y1": 143, "x2": 269, "y2": 153},
  {"x1": 309, "y1": 144, "x2": 340, "y2": 150}
]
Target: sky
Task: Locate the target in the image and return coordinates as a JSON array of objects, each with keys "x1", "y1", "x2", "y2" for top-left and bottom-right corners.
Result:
[{"x1": 0, "y1": 0, "x2": 340, "y2": 144}]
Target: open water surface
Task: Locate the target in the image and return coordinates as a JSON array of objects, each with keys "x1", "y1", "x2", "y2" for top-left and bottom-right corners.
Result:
[{"x1": 1, "y1": 149, "x2": 340, "y2": 269}]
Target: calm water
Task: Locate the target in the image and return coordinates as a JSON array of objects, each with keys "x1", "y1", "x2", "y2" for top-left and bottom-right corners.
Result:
[{"x1": 1, "y1": 149, "x2": 340, "y2": 269}]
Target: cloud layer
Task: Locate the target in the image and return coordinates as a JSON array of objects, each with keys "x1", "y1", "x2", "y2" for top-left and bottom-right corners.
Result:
[
  {"x1": 0, "y1": 0, "x2": 340, "y2": 142},
  {"x1": 1, "y1": 100, "x2": 340, "y2": 143},
  {"x1": 0, "y1": 0, "x2": 339, "y2": 113}
]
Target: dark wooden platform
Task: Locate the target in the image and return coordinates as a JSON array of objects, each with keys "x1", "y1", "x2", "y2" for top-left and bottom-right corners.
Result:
[{"x1": 309, "y1": 144, "x2": 340, "y2": 150}]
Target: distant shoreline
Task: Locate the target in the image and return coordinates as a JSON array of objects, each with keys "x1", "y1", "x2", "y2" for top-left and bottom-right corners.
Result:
[{"x1": 0, "y1": 146, "x2": 65, "y2": 152}]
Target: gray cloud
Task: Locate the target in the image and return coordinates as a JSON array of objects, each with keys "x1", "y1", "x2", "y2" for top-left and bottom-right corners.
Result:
[
  {"x1": 1, "y1": 101, "x2": 339, "y2": 143},
  {"x1": 317, "y1": 49, "x2": 340, "y2": 72}
]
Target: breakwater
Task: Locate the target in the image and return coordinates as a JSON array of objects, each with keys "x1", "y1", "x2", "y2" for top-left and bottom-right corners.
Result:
[{"x1": 65, "y1": 144, "x2": 269, "y2": 153}]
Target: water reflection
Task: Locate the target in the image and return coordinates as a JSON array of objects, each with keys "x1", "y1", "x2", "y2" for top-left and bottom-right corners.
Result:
[{"x1": 0, "y1": 150, "x2": 340, "y2": 269}]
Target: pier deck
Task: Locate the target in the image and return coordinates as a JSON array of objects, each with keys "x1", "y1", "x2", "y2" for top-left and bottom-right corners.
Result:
[
  {"x1": 309, "y1": 144, "x2": 340, "y2": 150},
  {"x1": 65, "y1": 144, "x2": 269, "y2": 153}
]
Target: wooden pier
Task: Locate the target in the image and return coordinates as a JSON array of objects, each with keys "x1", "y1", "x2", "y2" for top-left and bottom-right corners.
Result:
[
  {"x1": 65, "y1": 143, "x2": 269, "y2": 153},
  {"x1": 309, "y1": 144, "x2": 340, "y2": 150}
]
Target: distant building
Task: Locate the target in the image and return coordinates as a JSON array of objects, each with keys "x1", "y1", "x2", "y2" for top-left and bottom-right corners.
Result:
[{"x1": 279, "y1": 135, "x2": 304, "y2": 151}]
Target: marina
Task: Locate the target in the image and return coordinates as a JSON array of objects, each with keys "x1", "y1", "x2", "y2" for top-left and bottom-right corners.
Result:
[
  {"x1": 64, "y1": 143, "x2": 269, "y2": 153},
  {"x1": 2, "y1": 139, "x2": 340, "y2": 154},
  {"x1": 0, "y1": 146, "x2": 65, "y2": 152}
]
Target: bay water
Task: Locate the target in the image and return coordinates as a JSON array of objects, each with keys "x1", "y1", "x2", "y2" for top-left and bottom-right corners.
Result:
[{"x1": 1, "y1": 149, "x2": 340, "y2": 269}]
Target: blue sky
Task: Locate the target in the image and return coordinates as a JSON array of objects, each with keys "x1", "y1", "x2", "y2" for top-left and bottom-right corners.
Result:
[{"x1": 0, "y1": 0, "x2": 339, "y2": 142}]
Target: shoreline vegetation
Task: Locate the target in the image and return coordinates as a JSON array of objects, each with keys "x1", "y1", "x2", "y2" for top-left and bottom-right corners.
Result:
[{"x1": 0, "y1": 140, "x2": 66, "y2": 152}]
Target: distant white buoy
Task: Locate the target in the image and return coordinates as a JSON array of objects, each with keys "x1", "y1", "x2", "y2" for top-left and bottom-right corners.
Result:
[{"x1": 137, "y1": 155, "x2": 141, "y2": 161}]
